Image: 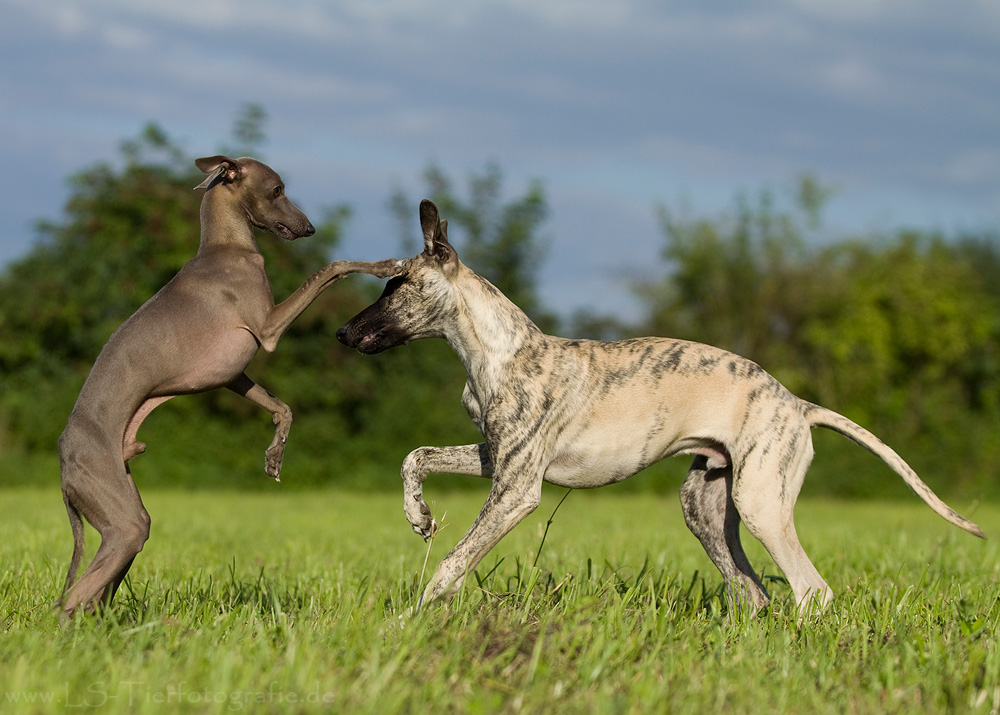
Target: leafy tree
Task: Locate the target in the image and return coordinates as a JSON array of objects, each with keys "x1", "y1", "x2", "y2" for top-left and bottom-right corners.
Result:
[
  {"x1": 799, "y1": 234, "x2": 997, "y2": 417},
  {"x1": 635, "y1": 178, "x2": 823, "y2": 366},
  {"x1": 226, "y1": 103, "x2": 269, "y2": 157},
  {"x1": 566, "y1": 308, "x2": 633, "y2": 342}
]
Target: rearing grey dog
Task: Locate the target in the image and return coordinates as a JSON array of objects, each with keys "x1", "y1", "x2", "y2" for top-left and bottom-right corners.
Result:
[
  {"x1": 59, "y1": 155, "x2": 399, "y2": 618},
  {"x1": 338, "y1": 199, "x2": 984, "y2": 614}
]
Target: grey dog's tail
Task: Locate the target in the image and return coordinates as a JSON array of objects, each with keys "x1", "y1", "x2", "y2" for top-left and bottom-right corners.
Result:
[{"x1": 804, "y1": 403, "x2": 984, "y2": 539}]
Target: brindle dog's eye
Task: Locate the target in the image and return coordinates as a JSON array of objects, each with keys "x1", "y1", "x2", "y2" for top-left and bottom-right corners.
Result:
[{"x1": 381, "y1": 276, "x2": 406, "y2": 297}]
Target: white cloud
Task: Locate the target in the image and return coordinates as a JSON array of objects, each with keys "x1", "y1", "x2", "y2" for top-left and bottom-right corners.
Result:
[
  {"x1": 49, "y1": 3, "x2": 89, "y2": 36},
  {"x1": 101, "y1": 21, "x2": 152, "y2": 51},
  {"x1": 944, "y1": 148, "x2": 1000, "y2": 185},
  {"x1": 821, "y1": 57, "x2": 884, "y2": 97},
  {"x1": 780, "y1": 0, "x2": 936, "y2": 24},
  {"x1": 503, "y1": 0, "x2": 635, "y2": 32},
  {"x1": 159, "y1": 51, "x2": 399, "y2": 107}
]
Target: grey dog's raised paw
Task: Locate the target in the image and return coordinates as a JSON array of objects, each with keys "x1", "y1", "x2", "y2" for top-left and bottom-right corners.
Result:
[
  {"x1": 264, "y1": 444, "x2": 284, "y2": 482},
  {"x1": 372, "y1": 258, "x2": 405, "y2": 279}
]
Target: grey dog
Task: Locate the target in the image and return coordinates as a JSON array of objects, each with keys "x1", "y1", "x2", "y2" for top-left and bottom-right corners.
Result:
[
  {"x1": 59, "y1": 155, "x2": 398, "y2": 618},
  {"x1": 337, "y1": 199, "x2": 983, "y2": 614}
]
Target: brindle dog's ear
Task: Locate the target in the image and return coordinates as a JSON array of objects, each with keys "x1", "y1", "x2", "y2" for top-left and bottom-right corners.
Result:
[
  {"x1": 193, "y1": 155, "x2": 242, "y2": 190},
  {"x1": 419, "y1": 200, "x2": 458, "y2": 274},
  {"x1": 420, "y1": 199, "x2": 440, "y2": 254}
]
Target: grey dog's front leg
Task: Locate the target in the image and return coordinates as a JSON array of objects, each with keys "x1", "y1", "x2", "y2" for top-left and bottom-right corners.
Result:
[
  {"x1": 226, "y1": 373, "x2": 292, "y2": 480},
  {"x1": 257, "y1": 259, "x2": 401, "y2": 352},
  {"x1": 400, "y1": 444, "x2": 492, "y2": 538}
]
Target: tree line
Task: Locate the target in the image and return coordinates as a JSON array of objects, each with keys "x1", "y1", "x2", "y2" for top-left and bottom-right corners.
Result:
[{"x1": 1, "y1": 108, "x2": 997, "y2": 499}]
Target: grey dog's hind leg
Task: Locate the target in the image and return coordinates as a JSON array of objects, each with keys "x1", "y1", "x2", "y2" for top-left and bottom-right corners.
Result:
[
  {"x1": 61, "y1": 495, "x2": 86, "y2": 595},
  {"x1": 60, "y1": 456, "x2": 150, "y2": 616},
  {"x1": 680, "y1": 456, "x2": 770, "y2": 613}
]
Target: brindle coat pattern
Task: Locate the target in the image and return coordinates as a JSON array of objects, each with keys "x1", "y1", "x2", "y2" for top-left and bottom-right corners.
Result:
[{"x1": 337, "y1": 200, "x2": 984, "y2": 614}]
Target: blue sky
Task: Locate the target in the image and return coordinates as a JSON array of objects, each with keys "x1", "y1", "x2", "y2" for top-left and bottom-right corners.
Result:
[{"x1": 2, "y1": 0, "x2": 998, "y2": 321}]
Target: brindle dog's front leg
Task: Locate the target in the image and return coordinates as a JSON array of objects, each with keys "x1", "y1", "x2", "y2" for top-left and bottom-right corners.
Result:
[
  {"x1": 401, "y1": 444, "x2": 492, "y2": 538},
  {"x1": 417, "y1": 470, "x2": 543, "y2": 607}
]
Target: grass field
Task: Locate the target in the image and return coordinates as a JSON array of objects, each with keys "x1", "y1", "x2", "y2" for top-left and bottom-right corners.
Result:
[{"x1": 1, "y1": 485, "x2": 998, "y2": 713}]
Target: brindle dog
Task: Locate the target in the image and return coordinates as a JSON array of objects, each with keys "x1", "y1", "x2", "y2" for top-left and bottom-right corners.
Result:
[{"x1": 337, "y1": 199, "x2": 983, "y2": 614}]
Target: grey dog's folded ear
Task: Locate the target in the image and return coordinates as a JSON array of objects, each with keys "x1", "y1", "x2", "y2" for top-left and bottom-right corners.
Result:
[{"x1": 193, "y1": 155, "x2": 241, "y2": 190}]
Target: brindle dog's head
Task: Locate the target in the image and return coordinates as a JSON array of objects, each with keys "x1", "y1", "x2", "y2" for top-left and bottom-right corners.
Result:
[
  {"x1": 194, "y1": 155, "x2": 315, "y2": 240},
  {"x1": 337, "y1": 200, "x2": 459, "y2": 354}
]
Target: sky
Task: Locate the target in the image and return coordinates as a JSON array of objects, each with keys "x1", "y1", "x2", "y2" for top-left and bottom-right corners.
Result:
[{"x1": 2, "y1": 0, "x2": 998, "y2": 322}]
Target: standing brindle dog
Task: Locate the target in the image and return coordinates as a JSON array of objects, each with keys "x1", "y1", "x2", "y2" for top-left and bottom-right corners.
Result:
[
  {"x1": 59, "y1": 155, "x2": 398, "y2": 618},
  {"x1": 338, "y1": 199, "x2": 984, "y2": 614}
]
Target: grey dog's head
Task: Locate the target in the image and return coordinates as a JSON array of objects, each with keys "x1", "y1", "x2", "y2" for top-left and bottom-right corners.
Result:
[
  {"x1": 194, "y1": 155, "x2": 315, "y2": 240},
  {"x1": 336, "y1": 200, "x2": 459, "y2": 355}
]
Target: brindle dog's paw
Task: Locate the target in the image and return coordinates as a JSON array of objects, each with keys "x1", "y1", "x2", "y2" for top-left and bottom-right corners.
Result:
[
  {"x1": 404, "y1": 494, "x2": 436, "y2": 540},
  {"x1": 412, "y1": 518, "x2": 438, "y2": 541}
]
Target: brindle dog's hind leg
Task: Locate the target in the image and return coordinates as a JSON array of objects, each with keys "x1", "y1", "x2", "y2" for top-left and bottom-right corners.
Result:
[
  {"x1": 680, "y1": 456, "x2": 770, "y2": 614},
  {"x1": 730, "y1": 431, "x2": 834, "y2": 612}
]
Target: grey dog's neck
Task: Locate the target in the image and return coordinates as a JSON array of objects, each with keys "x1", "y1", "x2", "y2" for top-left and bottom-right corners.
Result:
[{"x1": 198, "y1": 184, "x2": 258, "y2": 254}]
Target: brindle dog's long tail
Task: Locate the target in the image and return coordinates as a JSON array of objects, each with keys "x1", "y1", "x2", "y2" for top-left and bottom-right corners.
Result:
[{"x1": 804, "y1": 403, "x2": 984, "y2": 538}]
